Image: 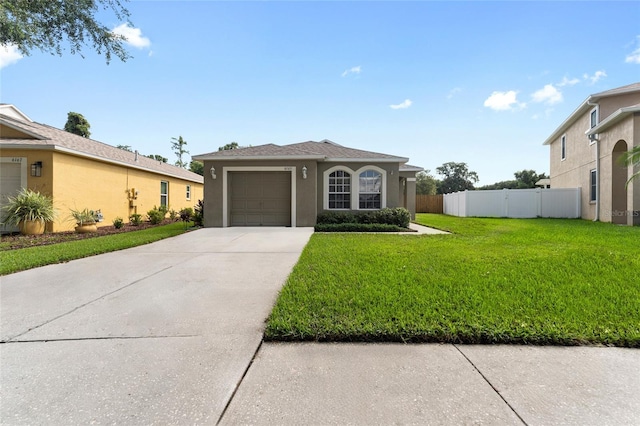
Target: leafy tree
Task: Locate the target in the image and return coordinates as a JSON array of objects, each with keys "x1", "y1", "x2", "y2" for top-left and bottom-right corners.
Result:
[
  {"x1": 189, "y1": 160, "x2": 204, "y2": 176},
  {"x1": 436, "y1": 162, "x2": 479, "y2": 194},
  {"x1": 116, "y1": 144, "x2": 132, "y2": 151},
  {"x1": 0, "y1": 0, "x2": 131, "y2": 64},
  {"x1": 416, "y1": 170, "x2": 438, "y2": 195},
  {"x1": 514, "y1": 170, "x2": 548, "y2": 188},
  {"x1": 623, "y1": 145, "x2": 640, "y2": 187},
  {"x1": 64, "y1": 112, "x2": 91, "y2": 138},
  {"x1": 478, "y1": 170, "x2": 548, "y2": 190},
  {"x1": 218, "y1": 141, "x2": 240, "y2": 151},
  {"x1": 147, "y1": 154, "x2": 167, "y2": 163},
  {"x1": 171, "y1": 136, "x2": 189, "y2": 168}
]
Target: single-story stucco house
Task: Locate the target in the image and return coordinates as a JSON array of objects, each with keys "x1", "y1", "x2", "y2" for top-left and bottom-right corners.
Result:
[
  {"x1": 192, "y1": 140, "x2": 423, "y2": 227},
  {"x1": 542, "y1": 82, "x2": 640, "y2": 225},
  {"x1": 0, "y1": 104, "x2": 204, "y2": 233}
]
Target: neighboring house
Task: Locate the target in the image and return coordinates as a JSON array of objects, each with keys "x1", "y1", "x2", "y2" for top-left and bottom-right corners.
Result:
[
  {"x1": 192, "y1": 140, "x2": 422, "y2": 227},
  {"x1": 543, "y1": 82, "x2": 640, "y2": 225},
  {"x1": 0, "y1": 105, "x2": 203, "y2": 233}
]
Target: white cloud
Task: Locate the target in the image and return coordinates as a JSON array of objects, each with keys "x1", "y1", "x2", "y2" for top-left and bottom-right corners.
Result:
[
  {"x1": 0, "y1": 44, "x2": 23, "y2": 69},
  {"x1": 112, "y1": 24, "x2": 151, "y2": 49},
  {"x1": 341, "y1": 65, "x2": 361, "y2": 77},
  {"x1": 389, "y1": 99, "x2": 412, "y2": 110},
  {"x1": 557, "y1": 76, "x2": 580, "y2": 87},
  {"x1": 532, "y1": 84, "x2": 563, "y2": 105},
  {"x1": 625, "y1": 36, "x2": 640, "y2": 64},
  {"x1": 447, "y1": 87, "x2": 462, "y2": 99},
  {"x1": 483, "y1": 90, "x2": 525, "y2": 111},
  {"x1": 583, "y1": 70, "x2": 607, "y2": 85}
]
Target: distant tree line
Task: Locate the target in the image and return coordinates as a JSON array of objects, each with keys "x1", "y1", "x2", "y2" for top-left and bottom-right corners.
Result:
[{"x1": 417, "y1": 162, "x2": 548, "y2": 195}]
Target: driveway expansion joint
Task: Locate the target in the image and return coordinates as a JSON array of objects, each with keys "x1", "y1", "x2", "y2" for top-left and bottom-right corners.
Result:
[
  {"x1": 1, "y1": 334, "x2": 199, "y2": 344},
  {"x1": 3, "y1": 265, "x2": 174, "y2": 343},
  {"x1": 216, "y1": 339, "x2": 264, "y2": 425},
  {"x1": 453, "y1": 344, "x2": 528, "y2": 426}
]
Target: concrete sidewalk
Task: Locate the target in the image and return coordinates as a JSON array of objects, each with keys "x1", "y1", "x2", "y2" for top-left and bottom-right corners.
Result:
[{"x1": 221, "y1": 343, "x2": 639, "y2": 425}]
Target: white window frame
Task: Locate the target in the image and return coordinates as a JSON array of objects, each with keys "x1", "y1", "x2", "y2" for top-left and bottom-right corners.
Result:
[
  {"x1": 327, "y1": 168, "x2": 352, "y2": 210},
  {"x1": 590, "y1": 107, "x2": 598, "y2": 129},
  {"x1": 323, "y1": 165, "x2": 387, "y2": 210},
  {"x1": 160, "y1": 181, "x2": 169, "y2": 208},
  {"x1": 358, "y1": 169, "x2": 383, "y2": 210},
  {"x1": 561, "y1": 134, "x2": 566, "y2": 161},
  {"x1": 186, "y1": 184, "x2": 191, "y2": 201}
]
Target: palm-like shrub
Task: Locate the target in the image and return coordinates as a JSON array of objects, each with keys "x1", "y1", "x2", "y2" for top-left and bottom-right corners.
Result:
[{"x1": 1, "y1": 188, "x2": 57, "y2": 227}]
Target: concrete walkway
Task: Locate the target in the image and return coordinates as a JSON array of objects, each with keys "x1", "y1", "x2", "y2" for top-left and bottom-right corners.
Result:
[{"x1": 2, "y1": 227, "x2": 638, "y2": 425}]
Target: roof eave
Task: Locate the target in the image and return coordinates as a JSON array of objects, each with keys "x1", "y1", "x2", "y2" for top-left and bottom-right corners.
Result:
[
  {"x1": 542, "y1": 99, "x2": 591, "y2": 146},
  {"x1": 323, "y1": 157, "x2": 409, "y2": 163},
  {"x1": 1, "y1": 143, "x2": 204, "y2": 184},
  {"x1": 0, "y1": 117, "x2": 47, "y2": 140}
]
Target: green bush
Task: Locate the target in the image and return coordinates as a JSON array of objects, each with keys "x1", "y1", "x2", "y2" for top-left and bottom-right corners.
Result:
[
  {"x1": 316, "y1": 208, "x2": 410, "y2": 228},
  {"x1": 112, "y1": 217, "x2": 124, "y2": 229},
  {"x1": 130, "y1": 213, "x2": 143, "y2": 226},
  {"x1": 314, "y1": 223, "x2": 409, "y2": 232},
  {"x1": 193, "y1": 200, "x2": 204, "y2": 227},
  {"x1": 147, "y1": 208, "x2": 165, "y2": 225},
  {"x1": 168, "y1": 209, "x2": 178, "y2": 221}
]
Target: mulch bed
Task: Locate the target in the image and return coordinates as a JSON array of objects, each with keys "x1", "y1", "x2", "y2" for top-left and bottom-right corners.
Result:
[{"x1": 0, "y1": 220, "x2": 174, "y2": 250}]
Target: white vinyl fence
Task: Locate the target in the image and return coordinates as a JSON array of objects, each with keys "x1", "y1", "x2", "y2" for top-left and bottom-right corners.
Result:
[{"x1": 443, "y1": 188, "x2": 581, "y2": 218}]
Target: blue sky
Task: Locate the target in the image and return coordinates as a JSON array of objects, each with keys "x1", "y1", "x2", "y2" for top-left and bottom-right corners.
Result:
[{"x1": 2, "y1": 1, "x2": 639, "y2": 185}]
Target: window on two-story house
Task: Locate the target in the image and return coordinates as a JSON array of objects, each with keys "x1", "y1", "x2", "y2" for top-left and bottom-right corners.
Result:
[
  {"x1": 590, "y1": 169, "x2": 597, "y2": 202},
  {"x1": 561, "y1": 135, "x2": 566, "y2": 160},
  {"x1": 160, "y1": 181, "x2": 169, "y2": 208},
  {"x1": 328, "y1": 170, "x2": 351, "y2": 209},
  {"x1": 590, "y1": 107, "x2": 598, "y2": 129}
]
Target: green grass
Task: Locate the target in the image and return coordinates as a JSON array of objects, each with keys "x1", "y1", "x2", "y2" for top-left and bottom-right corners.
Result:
[
  {"x1": 266, "y1": 215, "x2": 640, "y2": 347},
  {"x1": 0, "y1": 222, "x2": 189, "y2": 275}
]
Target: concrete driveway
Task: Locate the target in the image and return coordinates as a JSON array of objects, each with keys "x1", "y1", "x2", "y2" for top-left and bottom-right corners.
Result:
[{"x1": 0, "y1": 227, "x2": 314, "y2": 424}]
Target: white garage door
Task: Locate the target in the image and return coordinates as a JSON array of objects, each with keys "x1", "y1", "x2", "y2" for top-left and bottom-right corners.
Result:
[
  {"x1": 0, "y1": 159, "x2": 25, "y2": 233},
  {"x1": 229, "y1": 172, "x2": 291, "y2": 226}
]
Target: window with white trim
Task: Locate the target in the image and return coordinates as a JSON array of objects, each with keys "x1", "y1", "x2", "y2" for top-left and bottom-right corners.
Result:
[
  {"x1": 358, "y1": 169, "x2": 382, "y2": 209},
  {"x1": 590, "y1": 107, "x2": 598, "y2": 129},
  {"x1": 186, "y1": 184, "x2": 191, "y2": 200},
  {"x1": 561, "y1": 135, "x2": 566, "y2": 160},
  {"x1": 160, "y1": 181, "x2": 169, "y2": 208},
  {"x1": 328, "y1": 170, "x2": 351, "y2": 209},
  {"x1": 590, "y1": 169, "x2": 597, "y2": 202}
]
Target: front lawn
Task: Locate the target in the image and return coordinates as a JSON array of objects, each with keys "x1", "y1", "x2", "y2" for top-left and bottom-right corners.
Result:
[
  {"x1": 265, "y1": 215, "x2": 640, "y2": 347},
  {"x1": 0, "y1": 222, "x2": 190, "y2": 275}
]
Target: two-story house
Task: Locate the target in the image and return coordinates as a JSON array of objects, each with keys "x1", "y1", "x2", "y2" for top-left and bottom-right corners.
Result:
[{"x1": 543, "y1": 82, "x2": 640, "y2": 225}]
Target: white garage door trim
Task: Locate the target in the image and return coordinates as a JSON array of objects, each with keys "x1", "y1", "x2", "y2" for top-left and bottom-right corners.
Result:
[
  {"x1": 1, "y1": 157, "x2": 28, "y2": 233},
  {"x1": 222, "y1": 166, "x2": 296, "y2": 227}
]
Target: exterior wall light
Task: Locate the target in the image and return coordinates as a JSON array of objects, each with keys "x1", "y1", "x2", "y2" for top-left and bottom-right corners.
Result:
[
  {"x1": 302, "y1": 165, "x2": 307, "y2": 179},
  {"x1": 30, "y1": 161, "x2": 42, "y2": 177},
  {"x1": 210, "y1": 166, "x2": 217, "y2": 179}
]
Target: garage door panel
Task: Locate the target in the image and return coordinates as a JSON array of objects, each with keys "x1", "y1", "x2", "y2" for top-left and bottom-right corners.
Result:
[{"x1": 229, "y1": 172, "x2": 291, "y2": 226}]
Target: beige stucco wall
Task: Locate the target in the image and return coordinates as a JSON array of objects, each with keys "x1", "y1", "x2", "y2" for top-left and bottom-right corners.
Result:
[
  {"x1": 1, "y1": 148, "x2": 203, "y2": 232},
  {"x1": 549, "y1": 108, "x2": 638, "y2": 224}
]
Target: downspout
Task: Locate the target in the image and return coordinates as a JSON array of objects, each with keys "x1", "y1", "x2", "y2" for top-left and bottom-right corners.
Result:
[{"x1": 588, "y1": 99, "x2": 599, "y2": 221}]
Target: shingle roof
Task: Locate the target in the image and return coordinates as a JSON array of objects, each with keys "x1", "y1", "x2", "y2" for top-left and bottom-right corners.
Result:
[
  {"x1": 0, "y1": 114, "x2": 203, "y2": 183},
  {"x1": 193, "y1": 139, "x2": 409, "y2": 163}
]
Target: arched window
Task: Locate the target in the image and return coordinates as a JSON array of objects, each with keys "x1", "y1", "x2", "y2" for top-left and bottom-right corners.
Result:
[
  {"x1": 359, "y1": 169, "x2": 382, "y2": 209},
  {"x1": 328, "y1": 170, "x2": 351, "y2": 209}
]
